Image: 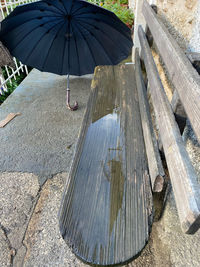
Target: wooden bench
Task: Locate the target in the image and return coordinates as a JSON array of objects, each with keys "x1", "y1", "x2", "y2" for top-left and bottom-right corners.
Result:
[
  {"x1": 136, "y1": 0, "x2": 200, "y2": 235},
  {"x1": 59, "y1": 64, "x2": 154, "y2": 266},
  {"x1": 59, "y1": 1, "x2": 200, "y2": 265}
]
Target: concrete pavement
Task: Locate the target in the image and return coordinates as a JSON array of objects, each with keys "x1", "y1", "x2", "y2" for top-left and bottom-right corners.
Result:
[
  {"x1": 0, "y1": 70, "x2": 92, "y2": 185},
  {"x1": 0, "y1": 69, "x2": 200, "y2": 267}
]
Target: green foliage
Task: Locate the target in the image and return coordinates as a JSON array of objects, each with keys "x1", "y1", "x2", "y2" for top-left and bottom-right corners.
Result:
[
  {"x1": 102, "y1": 1, "x2": 134, "y2": 27},
  {"x1": 119, "y1": 0, "x2": 129, "y2": 5},
  {"x1": 88, "y1": 0, "x2": 134, "y2": 27}
]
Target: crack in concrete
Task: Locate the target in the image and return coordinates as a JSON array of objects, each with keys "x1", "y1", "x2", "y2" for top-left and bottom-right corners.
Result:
[
  {"x1": 0, "y1": 223, "x2": 16, "y2": 266},
  {"x1": 13, "y1": 179, "x2": 49, "y2": 266}
]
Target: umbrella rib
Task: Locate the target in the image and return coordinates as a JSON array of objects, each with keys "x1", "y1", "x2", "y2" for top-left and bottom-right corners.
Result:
[
  {"x1": 71, "y1": 22, "x2": 97, "y2": 68},
  {"x1": 22, "y1": 21, "x2": 65, "y2": 65},
  {"x1": 73, "y1": 10, "x2": 115, "y2": 18},
  {"x1": 55, "y1": 1, "x2": 68, "y2": 15},
  {"x1": 71, "y1": 5, "x2": 86, "y2": 16},
  {"x1": 75, "y1": 15, "x2": 130, "y2": 38},
  {"x1": 71, "y1": 2, "x2": 109, "y2": 16},
  {"x1": 70, "y1": 23, "x2": 81, "y2": 76},
  {"x1": 60, "y1": 21, "x2": 71, "y2": 75},
  {"x1": 5, "y1": 15, "x2": 62, "y2": 39},
  {"x1": 68, "y1": 0, "x2": 75, "y2": 15},
  {"x1": 10, "y1": 18, "x2": 63, "y2": 53},
  {"x1": 71, "y1": 1, "x2": 95, "y2": 16},
  {"x1": 11, "y1": 5, "x2": 63, "y2": 17},
  {"x1": 76, "y1": 19, "x2": 129, "y2": 56},
  {"x1": 77, "y1": 23, "x2": 113, "y2": 65},
  {"x1": 43, "y1": 1, "x2": 65, "y2": 15},
  {"x1": 61, "y1": 38, "x2": 68, "y2": 75},
  {"x1": 41, "y1": 21, "x2": 66, "y2": 71}
]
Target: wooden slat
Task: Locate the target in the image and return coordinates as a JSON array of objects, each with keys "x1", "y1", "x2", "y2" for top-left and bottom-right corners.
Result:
[
  {"x1": 142, "y1": 0, "x2": 200, "y2": 143},
  {"x1": 138, "y1": 25, "x2": 200, "y2": 234},
  {"x1": 171, "y1": 90, "x2": 187, "y2": 135},
  {"x1": 135, "y1": 48, "x2": 165, "y2": 193},
  {"x1": 145, "y1": 4, "x2": 157, "y2": 47},
  {"x1": 59, "y1": 65, "x2": 153, "y2": 265},
  {"x1": 186, "y1": 52, "x2": 200, "y2": 75}
]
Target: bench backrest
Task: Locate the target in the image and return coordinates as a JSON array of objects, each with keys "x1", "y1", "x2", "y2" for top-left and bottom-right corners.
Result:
[{"x1": 135, "y1": 0, "x2": 200, "y2": 234}]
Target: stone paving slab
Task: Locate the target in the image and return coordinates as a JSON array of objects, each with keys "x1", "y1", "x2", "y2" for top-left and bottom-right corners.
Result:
[
  {"x1": 0, "y1": 172, "x2": 40, "y2": 251},
  {"x1": 23, "y1": 173, "x2": 86, "y2": 267}
]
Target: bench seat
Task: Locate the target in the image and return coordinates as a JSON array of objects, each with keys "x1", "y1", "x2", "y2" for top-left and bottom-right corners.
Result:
[{"x1": 59, "y1": 64, "x2": 153, "y2": 266}]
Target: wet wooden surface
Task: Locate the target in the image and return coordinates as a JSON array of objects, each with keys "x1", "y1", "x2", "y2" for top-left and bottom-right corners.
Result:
[{"x1": 59, "y1": 64, "x2": 153, "y2": 266}]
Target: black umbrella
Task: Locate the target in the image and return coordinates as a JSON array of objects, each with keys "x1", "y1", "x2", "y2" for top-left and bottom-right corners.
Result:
[{"x1": 0, "y1": 0, "x2": 133, "y2": 110}]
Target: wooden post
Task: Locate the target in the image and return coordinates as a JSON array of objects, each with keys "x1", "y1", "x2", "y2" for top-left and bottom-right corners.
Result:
[{"x1": 133, "y1": 0, "x2": 157, "y2": 61}]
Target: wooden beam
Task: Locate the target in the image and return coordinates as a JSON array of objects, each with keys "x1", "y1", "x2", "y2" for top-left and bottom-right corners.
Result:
[
  {"x1": 171, "y1": 90, "x2": 187, "y2": 135},
  {"x1": 135, "y1": 48, "x2": 165, "y2": 193},
  {"x1": 145, "y1": 5, "x2": 157, "y2": 47},
  {"x1": 135, "y1": 48, "x2": 167, "y2": 220},
  {"x1": 142, "y1": 0, "x2": 200, "y2": 143},
  {"x1": 186, "y1": 52, "x2": 200, "y2": 75},
  {"x1": 138, "y1": 25, "x2": 200, "y2": 234}
]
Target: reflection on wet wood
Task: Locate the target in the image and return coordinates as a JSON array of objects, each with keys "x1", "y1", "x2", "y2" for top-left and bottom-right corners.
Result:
[{"x1": 59, "y1": 65, "x2": 153, "y2": 266}]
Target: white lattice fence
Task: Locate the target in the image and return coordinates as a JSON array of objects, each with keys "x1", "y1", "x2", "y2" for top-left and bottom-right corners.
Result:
[{"x1": 0, "y1": 0, "x2": 39, "y2": 94}]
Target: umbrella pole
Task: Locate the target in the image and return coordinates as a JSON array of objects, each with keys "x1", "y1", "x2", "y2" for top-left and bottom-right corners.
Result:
[{"x1": 66, "y1": 74, "x2": 78, "y2": 111}]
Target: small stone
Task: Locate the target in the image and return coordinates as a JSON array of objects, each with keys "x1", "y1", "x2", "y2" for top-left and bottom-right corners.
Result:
[
  {"x1": 185, "y1": 0, "x2": 196, "y2": 10},
  {"x1": 167, "y1": 0, "x2": 174, "y2": 4},
  {"x1": 10, "y1": 248, "x2": 16, "y2": 256},
  {"x1": 67, "y1": 144, "x2": 73, "y2": 149},
  {"x1": 188, "y1": 19, "x2": 193, "y2": 24}
]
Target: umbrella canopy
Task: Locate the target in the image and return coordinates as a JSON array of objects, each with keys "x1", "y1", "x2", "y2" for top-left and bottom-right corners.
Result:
[{"x1": 0, "y1": 0, "x2": 133, "y2": 76}]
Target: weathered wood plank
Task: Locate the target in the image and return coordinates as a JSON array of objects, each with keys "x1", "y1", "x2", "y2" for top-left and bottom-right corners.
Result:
[
  {"x1": 138, "y1": 25, "x2": 200, "y2": 234},
  {"x1": 186, "y1": 52, "x2": 200, "y2": 74},
  {"x1": 0, "y1": 41, "x2": 14, "y2": 67},
  {"x1": 171, "y1": 90, "x2": 187, "y2": 135},
  {"x1": 59, "y1": 65, "x2": 153, "y2": 265},
  {"x1": 145, "y1": 5, "x2": 157, "y2": 47},
  {"x1": 135, "y1": 48, "x2": 165, "y2": 193},
  {"x1": 142, "y1": 0, "x2": 200, "y2": 143}
]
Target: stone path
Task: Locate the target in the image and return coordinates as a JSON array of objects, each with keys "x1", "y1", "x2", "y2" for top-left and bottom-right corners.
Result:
[{"x1": 0, "y1": 69, "x2": 200, "y2": 267}]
